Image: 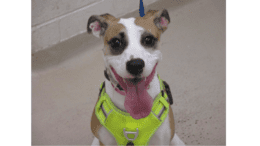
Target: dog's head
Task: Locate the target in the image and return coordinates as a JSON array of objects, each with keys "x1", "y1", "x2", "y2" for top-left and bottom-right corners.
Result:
[{"x1": 87, "y1": 9, "x2": 170, "y2": 85}]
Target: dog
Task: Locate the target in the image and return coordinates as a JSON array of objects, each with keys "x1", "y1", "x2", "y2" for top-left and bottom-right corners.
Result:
[{"x1": 87, "y1": 9, "x2": 185, "y2": 146}]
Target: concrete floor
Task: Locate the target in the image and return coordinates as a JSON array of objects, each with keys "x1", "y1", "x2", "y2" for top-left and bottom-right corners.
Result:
[{"x1": 32, "y1": 0, "x2": 225, "y2": 145}]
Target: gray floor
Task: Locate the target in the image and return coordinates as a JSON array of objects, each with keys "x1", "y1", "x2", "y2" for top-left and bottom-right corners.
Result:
[{"x1": 32, "y1": 0, "x2": 225, "y2": 145}]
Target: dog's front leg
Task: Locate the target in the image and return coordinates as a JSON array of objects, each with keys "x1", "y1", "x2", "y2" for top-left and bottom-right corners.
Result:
[
  {"x1": 170, "y1": 134, "x2": 186, "y2": 145},
  {"x1": 91, "y1": 136, "x2": 99, "y2": 146},
  {"x1": 97, "y1": 126, "x2": 117, "y2": 145}
]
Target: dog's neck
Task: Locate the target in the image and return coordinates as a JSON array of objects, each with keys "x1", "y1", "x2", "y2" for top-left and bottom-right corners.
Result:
[{"x1": 104, "y1": 71, "x2": 161, "y2": 112}]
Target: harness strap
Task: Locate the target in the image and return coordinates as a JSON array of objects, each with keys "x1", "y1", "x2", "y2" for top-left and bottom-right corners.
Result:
[{"x1": 158, "y1": 75, "x2": 175, "y2": 140}]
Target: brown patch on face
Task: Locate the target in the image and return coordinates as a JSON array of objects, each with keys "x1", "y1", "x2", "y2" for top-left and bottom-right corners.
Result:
[
  {"x1": 135, "y1": 10, "x2": 162, "y2": 41},
  {"x1": 99, "y1": 14, "x2": 125, "y2": 43},
  {"x1": 103, "y1": 24, "x2": 125, "y2": 55},
  {"x1": 100, "y1": 13, "x2": 117, "y2": 21},
  {"x1": 104, "y1": 23, "x2": 125, "y2": 44},
  {"x1": 100, "y1": 15, "x2": 125, "y2": 55}
]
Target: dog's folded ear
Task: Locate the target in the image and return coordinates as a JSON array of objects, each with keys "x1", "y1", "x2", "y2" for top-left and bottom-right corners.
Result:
[
  {"x1": 146, "y1": 9, "x2": 170, "y2": 33},
  {"x1": 87, "y1": 13, "x2": 116, "y2": 38}
]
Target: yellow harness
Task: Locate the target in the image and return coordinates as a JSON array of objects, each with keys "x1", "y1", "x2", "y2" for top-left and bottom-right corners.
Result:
[{"x1": 91, "y1": 75, "x2": 175, "y2": 145}]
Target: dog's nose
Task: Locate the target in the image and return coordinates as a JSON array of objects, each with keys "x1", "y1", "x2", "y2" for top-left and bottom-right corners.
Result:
[{"x1": 126, "y1": 58, "x2": 145, "y2": 76}]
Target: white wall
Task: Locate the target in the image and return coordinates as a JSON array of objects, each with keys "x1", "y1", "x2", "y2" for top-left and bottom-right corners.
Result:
[{"x1": 32, "y1": 0, "x2": 158, "y2": 53}]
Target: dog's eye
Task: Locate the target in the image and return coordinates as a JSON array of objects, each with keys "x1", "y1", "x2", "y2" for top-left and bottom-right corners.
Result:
[
  {"x1": 110, "y1": 38, "x2": 121, "y2": 49},
  {"x1": 108, "y1": 34, "x2": 127, "y2": 55},
  {"x1": 145, "y1": 36, "x2": 153, "y2": 44},
  {"x1": 142, "y1": 35, "x2": 157, "y2": 47}
]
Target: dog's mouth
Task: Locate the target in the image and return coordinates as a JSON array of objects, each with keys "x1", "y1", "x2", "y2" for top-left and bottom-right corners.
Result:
[
  {"x1": 125, "y1": 77, "x2": 142, "y2": 85},
  {"x1": 110, "y1": 63, "x2": 158, "y2": 91},
  {"x1": 110, "y1": 63, "x2": 158, "y2": 119}
]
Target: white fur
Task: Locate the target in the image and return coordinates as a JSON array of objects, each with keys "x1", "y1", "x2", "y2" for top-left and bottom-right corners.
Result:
[
  {"x1": 90, "y1": 21, "x2": 101, "y2": 38},
  {"x1": 91, "y1": 17, "x2": 185, "y2": 146}
]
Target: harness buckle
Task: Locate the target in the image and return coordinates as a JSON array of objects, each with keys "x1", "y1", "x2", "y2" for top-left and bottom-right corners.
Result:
[{"x1": 123, "y1": 128, "x2": 139, "y2": 141}]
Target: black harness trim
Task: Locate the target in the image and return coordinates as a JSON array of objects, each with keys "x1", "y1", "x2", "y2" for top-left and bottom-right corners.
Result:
[
  {"x1": 98, "y1": 81, "x2": 105, "y2": 97},
  {"x1": 162, "y1": 81, "x2": 174, "y2": 105},
  {"x1": 127, "y1": 141, "x2": 134, "y2": 146}
]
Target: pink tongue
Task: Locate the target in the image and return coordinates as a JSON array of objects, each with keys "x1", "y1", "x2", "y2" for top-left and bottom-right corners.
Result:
[
  {"x1": 124, "y1": 79, "x2": 153, "y2": 119},
  {"x1": 110, "y1": 63, "x2": 157, "y2": 119}
]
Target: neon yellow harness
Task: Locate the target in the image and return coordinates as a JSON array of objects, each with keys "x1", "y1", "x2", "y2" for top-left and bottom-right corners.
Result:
[{"x1": 95, "y1": 75, "x2": 170, "y2": 145}]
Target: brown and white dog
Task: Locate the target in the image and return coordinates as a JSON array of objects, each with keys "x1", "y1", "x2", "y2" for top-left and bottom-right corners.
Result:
[{"x1": 87, "y1": 9, "x2": 185, "y2": 146}]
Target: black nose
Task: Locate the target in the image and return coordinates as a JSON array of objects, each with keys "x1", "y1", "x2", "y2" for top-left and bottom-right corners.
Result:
[{"x1": 126, "y1": 58, "x2": 145, "y2": 76}]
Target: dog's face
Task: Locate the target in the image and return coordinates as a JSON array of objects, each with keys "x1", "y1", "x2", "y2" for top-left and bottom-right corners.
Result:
[{"x1": 87, "y1": 10, "x2": 170, "y2": 85}]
